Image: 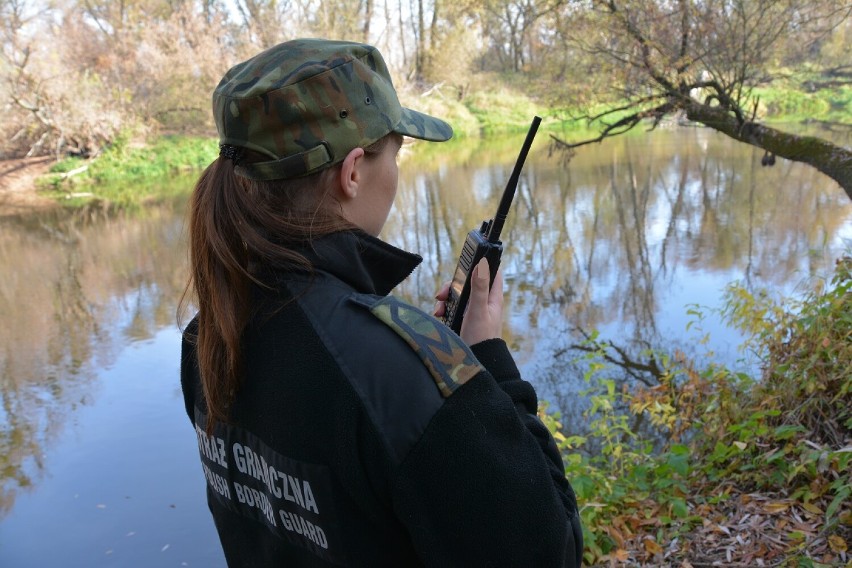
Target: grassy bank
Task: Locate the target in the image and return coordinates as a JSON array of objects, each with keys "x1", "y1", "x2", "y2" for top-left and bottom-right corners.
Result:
[
  {"x1": 754, "y1": 65, "x2": 852, "y2": 124},
  {"x1": 34, "y1": 78, "x2": 850, "y2": 208},
  {"x1": 40, "y1": 135, "x2": 218, "y2": 208}
]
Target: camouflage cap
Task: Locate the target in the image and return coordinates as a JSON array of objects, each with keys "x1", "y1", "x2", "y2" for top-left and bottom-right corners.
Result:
[{"x1": 213, "y1": 38, "x2": 454, "y2": 181}]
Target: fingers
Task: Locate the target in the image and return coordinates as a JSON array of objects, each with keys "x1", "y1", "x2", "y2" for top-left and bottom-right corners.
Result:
[
  {"x1": 459, "y1": 258, "x2": 503, "y2": 346},
  {"x1": 435, "y1": 281, "x2": 451, "y2": 301},
  {"x1": 488, "y1": 265, "x2": 504, "y2": 308},
  {"x1": 469, "y1": 257, "x2": 490, "y2": 311},
  {"x1": 433, "y1": 300, "x2": 445, "y2": 318},
  {"x1": 433, "y1": 281, "x2": 451, "y2": 317}
]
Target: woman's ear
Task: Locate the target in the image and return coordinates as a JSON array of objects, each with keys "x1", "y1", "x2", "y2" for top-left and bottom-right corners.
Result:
[{"x1": 337, "y1": 147, "x2": 366, "y2": 200}]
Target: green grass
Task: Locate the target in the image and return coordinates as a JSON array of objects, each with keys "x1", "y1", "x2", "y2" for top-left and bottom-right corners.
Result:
[
  {"x1": 462, "y1": 90, "x2": 544, "y2": 134},
  {"x1": 754, "y1": 84, "x2": 851, "y2": 121},
  {"x1": 41, "y1": 134, "x2": 217, "y2": 207},
  {"x1": 753, "y1": 65, "x2": 852, "y2": 122}
]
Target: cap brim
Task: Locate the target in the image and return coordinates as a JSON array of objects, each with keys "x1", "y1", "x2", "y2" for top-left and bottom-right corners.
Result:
[{"x1": 394, "y1": 108, "x2": 453, "y2": 142}]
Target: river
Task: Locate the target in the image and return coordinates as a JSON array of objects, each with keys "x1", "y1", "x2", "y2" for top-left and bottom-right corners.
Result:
[{"x1": 1, "y1": 126, "x2": 850, "y2": 566}]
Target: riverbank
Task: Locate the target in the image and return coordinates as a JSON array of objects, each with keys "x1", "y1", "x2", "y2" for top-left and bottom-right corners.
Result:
[
  {"x1": 0, "y1": 156, "x2": 57, "y2": 215},
  {"x1": 2, "y1": 76, "x2": 849, "y2": 213}
]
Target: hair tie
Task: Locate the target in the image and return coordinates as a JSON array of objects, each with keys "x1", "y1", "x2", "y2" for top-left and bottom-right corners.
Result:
[{"x1": 219, "y1": 144, "x2": 244, "y2": 165}]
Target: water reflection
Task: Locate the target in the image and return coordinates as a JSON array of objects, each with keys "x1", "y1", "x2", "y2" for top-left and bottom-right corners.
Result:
[
  {"x1": 388, "y1": 126, "x2": 852, "y2": 408},
  {"x1": 0, "y1": 192, "x2": 193, "y2": 517},
  {"x1": 0, "y1": 128, "x2": 850, "y2": 540}
]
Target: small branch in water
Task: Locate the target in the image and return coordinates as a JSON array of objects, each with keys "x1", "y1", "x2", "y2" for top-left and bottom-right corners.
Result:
[
  {"x1": 554, "y1": 328, "x2": 664, "y2": 387},
  {"x1": 58, "y1": 164, "x2": 88, "y2": 179}
]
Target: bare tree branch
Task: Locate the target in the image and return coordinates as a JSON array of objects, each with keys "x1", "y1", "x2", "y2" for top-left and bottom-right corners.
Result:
[
  {"x1": 556, "y1": 328, "x2": 664, "y2": 387},
  {"x1": 550, "y1": 101, "x2": 676, "y2": 151},
  {"x1": 555, "y1": 0, "x2": 852, "y2": 199}
]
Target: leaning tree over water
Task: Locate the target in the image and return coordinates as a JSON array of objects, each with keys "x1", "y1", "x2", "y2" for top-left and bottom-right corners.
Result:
[{"x1": 550, "y1": 0, "x2": 852, "y2": 199}]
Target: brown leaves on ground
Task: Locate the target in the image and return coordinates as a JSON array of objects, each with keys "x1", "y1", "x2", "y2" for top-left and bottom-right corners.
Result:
[{"x1": 594, "y1": 489, "x2": 851, "y2": 567}]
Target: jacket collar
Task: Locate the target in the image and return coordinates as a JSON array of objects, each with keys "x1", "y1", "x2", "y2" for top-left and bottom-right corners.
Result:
[{"x1": 299, "y1": 230, "x2": 422, "y2": 296}]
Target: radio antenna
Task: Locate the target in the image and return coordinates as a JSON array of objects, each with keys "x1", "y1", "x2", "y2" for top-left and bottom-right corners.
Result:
[{"x1": 486, "y1": 115, "x2": 541, "y2": 243}]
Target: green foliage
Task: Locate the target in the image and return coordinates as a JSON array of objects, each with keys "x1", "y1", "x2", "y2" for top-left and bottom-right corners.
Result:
[
  {"x1": 753, "y1": 67, "x2": 852, "y2": 122},
  {"x1": 461, "y1": 88, "x2": 544, "y2": 134},
  {"x1": 85, "y1": 134, "x2": 218, "y2": 182},
  {"x1": 545, "y1": 256, "x2": 852, "y2": 565},
  {"x1": 756, "y1": 87, "x2": 834, "y2": 120},
  {"x1": 725, "y1": 257, "x2": 852, "y2": 447},
  {"x1": 49, "y1": 157, "x2": 88, "y2": 174},
  {"x1": 41, "y1": 134, "x2": 217, "y2": 207}
]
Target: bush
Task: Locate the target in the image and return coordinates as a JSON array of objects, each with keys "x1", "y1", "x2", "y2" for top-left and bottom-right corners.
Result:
[{"x1": 546, "y1": 256, "x2": 851, "y2": 565}]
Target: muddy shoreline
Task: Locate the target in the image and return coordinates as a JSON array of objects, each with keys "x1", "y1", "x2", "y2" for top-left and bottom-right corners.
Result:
[{"x1": 0, "y1": 156, "x2": 59, "y2": 216}]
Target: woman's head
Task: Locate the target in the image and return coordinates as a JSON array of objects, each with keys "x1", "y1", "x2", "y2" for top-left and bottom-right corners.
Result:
[
  {"x1": 208, "y1": 38, "x2": 454, "y2": 240},
  {"x1": 190, "y1": 130, "x2": 404, "y2": 283},
  {"x1": 185, "y1": 39, "x2": 451, "y2": 430}
]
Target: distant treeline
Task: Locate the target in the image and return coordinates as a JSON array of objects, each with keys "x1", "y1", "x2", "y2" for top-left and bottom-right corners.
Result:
[{"x1": 1, "y1": 0, "x2": 849, "y2": 161}]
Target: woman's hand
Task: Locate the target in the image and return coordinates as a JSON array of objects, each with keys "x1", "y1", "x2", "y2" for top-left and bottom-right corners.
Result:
[{"x1": 433, "y1": 258, "x2": 504, "y2": 346}]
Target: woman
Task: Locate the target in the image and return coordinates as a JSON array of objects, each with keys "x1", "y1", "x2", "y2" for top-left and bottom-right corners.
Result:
[{"x1": 180, "y1": 38, "x2": 583, "y2": 567}]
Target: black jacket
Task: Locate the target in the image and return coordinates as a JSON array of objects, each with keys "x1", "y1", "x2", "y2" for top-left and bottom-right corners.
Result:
[{"x1": 181, "y1": 230, "x2": 583, "y2": 567}]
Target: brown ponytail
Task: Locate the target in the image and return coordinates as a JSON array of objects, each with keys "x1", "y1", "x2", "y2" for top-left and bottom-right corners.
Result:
[{"x1": 179, "y1": 152, "x2": 357, "y2": 432}]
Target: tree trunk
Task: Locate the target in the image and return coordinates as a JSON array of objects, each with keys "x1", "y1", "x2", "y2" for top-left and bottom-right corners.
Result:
[
  {"x1": 362, "y1": 0, "x2": 372, "y2": 42},
  {"x1": 397, "y1": 0, "x2": 408, "y2": 68},
  {"x1": 414, "y1": 0, "x2": 425, "y2": 82},
  {"x1": 686, "y1": 103, "x2": 852, "y2": 200}
]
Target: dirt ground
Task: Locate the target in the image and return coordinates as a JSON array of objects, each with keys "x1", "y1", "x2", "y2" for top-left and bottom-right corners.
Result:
[{"x1": 0, "y1": 156, "x2": 58, "y2": 216}]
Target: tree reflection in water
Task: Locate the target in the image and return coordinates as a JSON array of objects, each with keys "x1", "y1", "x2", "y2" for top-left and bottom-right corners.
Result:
[
  {"x1": 0, "y1": 194, "x2": 192, "y2": 517},
  {"x1": 388, "y1": 126, "x2": 852, "y2": 426}
]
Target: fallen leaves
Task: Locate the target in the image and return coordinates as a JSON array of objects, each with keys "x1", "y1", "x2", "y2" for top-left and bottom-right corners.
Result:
[
  {"x1": 828, "y1": 534, "x2": 847, "y2": 553},
  {"x1": 762, "y1": 500, "x2": 791, "y2": 514},
  {"x1": 643, "y1": 537, "x2": 663, "y2": 555},
  {"x1": 588, "y1": 490, "x2": 852, "y2": 566}
]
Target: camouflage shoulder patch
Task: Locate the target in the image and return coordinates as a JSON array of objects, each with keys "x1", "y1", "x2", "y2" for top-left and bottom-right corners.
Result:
[{"x1": 367, "y1": 296, "x2": 484, "y2": 398}]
